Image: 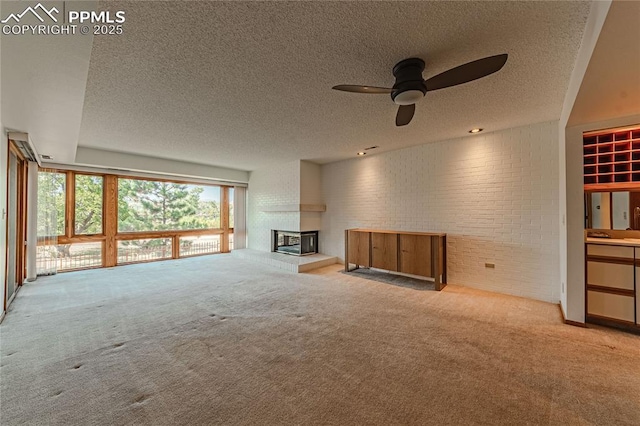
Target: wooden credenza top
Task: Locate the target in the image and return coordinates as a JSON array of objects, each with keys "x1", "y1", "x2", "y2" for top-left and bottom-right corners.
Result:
[{"x1": 347, "y1": 229, "x2": 446, "y2": 237}]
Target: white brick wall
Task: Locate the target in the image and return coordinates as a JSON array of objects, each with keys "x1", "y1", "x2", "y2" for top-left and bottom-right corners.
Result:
[
  {"x1": 247, "y1": 160, "x2": 301, "y2": 251},
  {"x1": 248, "y1": 160, "x2": 325, "y2": 250},
  {"x1": 300, "y1": 161, "x2": 322, "y2": 231},
  {"x1": 320, "y1": 121, "x2": 560, "y2": 303}
]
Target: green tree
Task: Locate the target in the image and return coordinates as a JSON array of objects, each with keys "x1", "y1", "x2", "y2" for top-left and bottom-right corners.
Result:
[
  {"x1": 75, "y1": 175, "x2": 103, "y2": 235},
  {"x1": 118, "y1": 179, "x2": 203, "y2": 232},
  {"x1": 37, "y1": 171, "x2": 65, "y2": 237},
  {"x1": 195, "y1": 200, "x2": 220, "y2": 228}
]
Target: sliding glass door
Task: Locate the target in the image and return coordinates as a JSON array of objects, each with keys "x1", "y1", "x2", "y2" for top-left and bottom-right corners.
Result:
[{"x1": 6, "y1": 144, "x2": 26, "y2": 308}]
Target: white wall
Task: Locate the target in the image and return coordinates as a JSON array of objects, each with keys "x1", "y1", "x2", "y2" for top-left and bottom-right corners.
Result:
[
  {"x1": 590, "y1": 193, "x2": 603, "y2": 229},
  {"x1": 558, "y1": 0, "x2": 612, "y2": 321},
  {"x1": 300, "y1": 161, "x2": 322, "y2": 232},
  {"x1": 321, "y1": 121, "x2": 560, "y2": 303},
  {"x1": 611, "y1": 191, "x2": 629, "y2": 230},
  {"x1": 75, "y1": 147, "x2": 249, "y2": 184},
  {"x1": 247, "y1": 160, "x2": 301, "y2": 251},
  {"x1": 247, "y1": 160, "x2": 326, "y2": 250}
]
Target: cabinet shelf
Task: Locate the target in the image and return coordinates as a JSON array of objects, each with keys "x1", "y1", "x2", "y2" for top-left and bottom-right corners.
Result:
[{"x1": 583, "y1": 124, "x2": 640, "y2": 189}]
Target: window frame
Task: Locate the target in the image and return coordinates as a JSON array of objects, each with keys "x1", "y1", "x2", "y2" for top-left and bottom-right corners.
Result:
[
  {"x1": 73, "y1": 172, "x2": 106, "y2": 237},
  {"x1": 37, "y1": 168, "x2": 234, "y2": 271}
]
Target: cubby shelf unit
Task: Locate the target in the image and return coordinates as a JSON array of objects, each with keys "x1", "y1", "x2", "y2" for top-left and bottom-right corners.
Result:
[{"x1": 584, "y1": 125, "x2": 640, "y2": 191}]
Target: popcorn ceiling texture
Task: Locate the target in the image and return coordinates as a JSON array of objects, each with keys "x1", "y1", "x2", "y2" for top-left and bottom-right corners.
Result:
[
  {"x1": 320, "y1": 121, "x2": 560, "y2": 303},
  {"x1": 80, "y1": 1, "x2": 590, "y2": 170}
]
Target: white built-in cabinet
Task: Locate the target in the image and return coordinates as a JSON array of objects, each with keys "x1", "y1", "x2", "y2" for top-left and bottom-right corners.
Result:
[{"x1": 586, "y1": 243, "x2": 639, "y2": 329}]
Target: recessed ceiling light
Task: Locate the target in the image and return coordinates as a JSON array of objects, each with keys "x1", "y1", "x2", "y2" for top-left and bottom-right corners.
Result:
[
  {"x1": 357, "y1": 152, "x2": 366, "y2": 156},
  {"x1": 40, "y1": 154, "x2": 53, "y2": 160},
  {"x1": 469, "y1": 128, "x2": 483, "y2": 134}
]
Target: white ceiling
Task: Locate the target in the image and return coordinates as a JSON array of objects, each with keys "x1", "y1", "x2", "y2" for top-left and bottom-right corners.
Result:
[
  {"x1": 568, "y1": 0, "x2": 640, "y2": 127},
  {"x1": 1, "y1": 1, "x2": 96, "y2": 163},
  {"x1": 73, "y1": 0, "x2": 591, "y2": 171}
]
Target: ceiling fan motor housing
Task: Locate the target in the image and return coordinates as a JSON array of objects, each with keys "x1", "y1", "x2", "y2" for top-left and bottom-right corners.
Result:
[{"x1": 391, "y1": 58, "x2": 427, "y2": 105}]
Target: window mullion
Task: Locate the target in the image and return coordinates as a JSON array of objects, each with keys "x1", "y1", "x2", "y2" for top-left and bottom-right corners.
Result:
[{"x1": 66, "y1": 171, "x2": 75, "y2": 238}]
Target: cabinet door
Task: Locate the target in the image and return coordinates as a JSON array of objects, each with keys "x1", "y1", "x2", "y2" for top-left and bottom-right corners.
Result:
[
  {"x1": 636, "y1": 267, "x2": 640, "y2": 325},
  {"x1": 587, "y1": 244, "x2": 634, "y2": 258},
  {"x1": 399, "y1": 234, "x2": 431, "y2": 277},
  {"x1": 587, "y1": 261, "x2": 634, "y2": 290},
  {"x1": 587, "y1": 290, "x2": 635, "y2": 323},
  {"x1": 371, "y1": 233, "x2": 398, "y2": 271},
  {"x1": 347, "y1": 231, "x2": 370, "y2": 267}
]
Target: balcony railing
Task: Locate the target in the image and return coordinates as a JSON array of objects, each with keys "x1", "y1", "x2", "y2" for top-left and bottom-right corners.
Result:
[
  {"x1": 36, "y1": 233, "x2": 235, "y2": 274},
  {"x1": 36, "y1": 243, "x2": 102, "y2": 272}
]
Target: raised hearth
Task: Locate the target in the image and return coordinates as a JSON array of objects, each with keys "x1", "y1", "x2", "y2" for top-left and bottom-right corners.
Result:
[{"x1": 232, "y1": 249, "x2": 337, "y2": 273}]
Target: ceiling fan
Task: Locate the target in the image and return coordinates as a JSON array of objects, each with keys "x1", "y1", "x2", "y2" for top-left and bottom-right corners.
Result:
[{"x1": 332, "y1": 54, "x2": 508, "y2": 127}]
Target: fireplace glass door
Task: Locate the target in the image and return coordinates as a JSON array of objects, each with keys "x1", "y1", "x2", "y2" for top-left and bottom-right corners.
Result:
[{"x1": 273, "y1": 230, "x2": 318, "y2": 256}]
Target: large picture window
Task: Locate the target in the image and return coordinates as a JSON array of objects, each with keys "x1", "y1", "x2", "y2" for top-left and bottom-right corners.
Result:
[
  {"x1": 118, "y1": 179, "x2": 221, "y2": 232},
  {"x1": 37, "y1": 169, "x2": 234, "y2": 272}
]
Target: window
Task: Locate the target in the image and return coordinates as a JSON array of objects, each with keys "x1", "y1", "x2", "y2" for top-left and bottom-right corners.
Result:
[
  {"x1": 37, "y1": 242, "x2": 103, "y2": 271},
  {"x1": 229, "y1": 187, "x2": 234, "y2": 229},
  {"x1": 118, "y1": 178, "x2": 221, "y2": 232},
  {"x1": 75, "y1": 174, "x2": 103, "y2": 235},
  {"x1": 37, "y1": 169, "x2": 234, "y2": 272},
  {"x1": 37, "y1": 171, "x2": 65, "y2": 237},
  {"x1": 179, "y1": 235, "x2": 221, "y2": 256},
  {"x1": 118, "y1": 239, "x2": 172, "y2": 264}
]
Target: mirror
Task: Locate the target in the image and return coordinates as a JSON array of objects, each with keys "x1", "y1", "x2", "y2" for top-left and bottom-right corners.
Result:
[{"x1": 585, "y1": 191, "x2": 640, "y2": 230}]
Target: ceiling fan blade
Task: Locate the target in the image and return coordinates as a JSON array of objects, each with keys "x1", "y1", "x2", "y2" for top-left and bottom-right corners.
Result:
[
  {"x1": 424, "y1": 54, "x2": 508, "y2": 92},
  {"x1": 396, "y1": 104, "x2": 415, "y2": 126},
  {"x1": 332, "y1": 85, "x2": 392, "y2": 94}
]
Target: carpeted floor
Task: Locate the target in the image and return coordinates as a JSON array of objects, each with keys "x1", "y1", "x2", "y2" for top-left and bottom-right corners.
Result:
[{"x1": 1, "y1": 254, "x2": 639, "y2": 425}]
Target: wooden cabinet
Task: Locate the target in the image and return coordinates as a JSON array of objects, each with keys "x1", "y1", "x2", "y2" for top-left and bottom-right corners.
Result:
[
  {"x1": 345, "y1": 229, "x2": 446, "y2": 291},
  {"x1": 636, "y1": 266, "x2": 640, "y2": 326},
  {"x1": 635, "y1": 247, "x2": 640, "y2": 327},
  {"x1": 586, "y1": 261, "x2": 634, "y2": 290},
  {"x1": 371, "y1": 232, "x2": 398, "y2": 271},
  {"x1": 399, "y1": 234, "x2": 431, "y2": 277},
  {"x1": 585, "y1": 242, "x2": 638, "y2": 329},
  {"x1": 347, "y1": 230, "x2": 370, "y2": 267},
  {"x1": 587, "y1": 290, "x2": 635, "y2": 323}
]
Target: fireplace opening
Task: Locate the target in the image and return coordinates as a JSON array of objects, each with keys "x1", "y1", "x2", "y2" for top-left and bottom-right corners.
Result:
[{"x1": 272, "y1": 230, "x2": 318, "y2": 256}]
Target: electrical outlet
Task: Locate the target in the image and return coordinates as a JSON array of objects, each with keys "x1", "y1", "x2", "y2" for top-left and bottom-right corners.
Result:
[{"x1": 485, "y1": 263, "x2": 495, "y2": 269}]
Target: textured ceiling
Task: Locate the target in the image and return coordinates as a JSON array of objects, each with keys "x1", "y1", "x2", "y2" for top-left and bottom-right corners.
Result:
[
  {"x1": 568, "y1": 0, "x2": 640, "y2": 127},
  {"x1": 79, "y1": 1, "x2": 591, "y2": 171},
  {"x1": 1, "y1": 1, "x2": 96, "y2": 163}
]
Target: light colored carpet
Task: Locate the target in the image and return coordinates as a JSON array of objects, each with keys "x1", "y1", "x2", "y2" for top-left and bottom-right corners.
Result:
[{"x1": 1, "y1": 254, "x2": 639, "y2": 425}]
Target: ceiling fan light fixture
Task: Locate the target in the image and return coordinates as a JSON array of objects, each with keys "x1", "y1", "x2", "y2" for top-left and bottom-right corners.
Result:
[
  {"x1": 393, "y1": 89, "x2": 424, "y2": 105},
  {"x1": 469, "y1": 128, "x2": 483, "y2": 134},
  {"x1": 332, "y1": 53, "x2": 507, "y2": 127}
]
